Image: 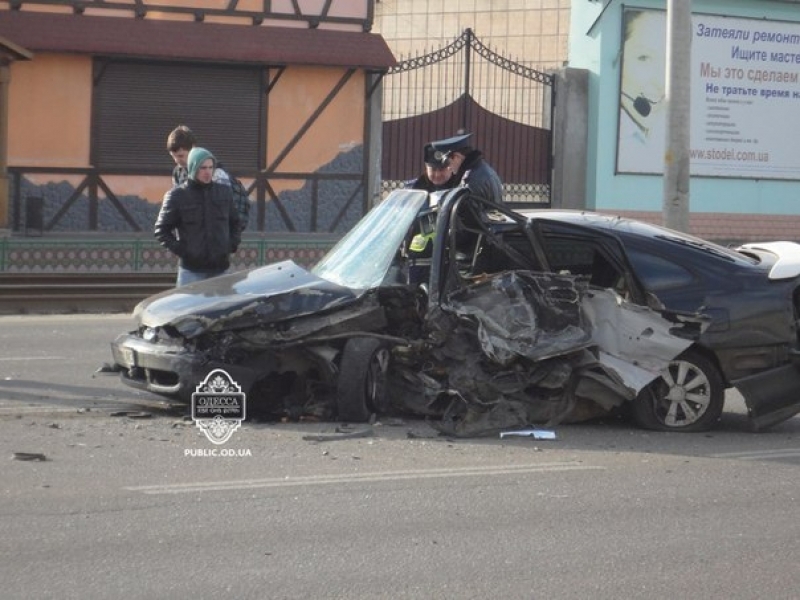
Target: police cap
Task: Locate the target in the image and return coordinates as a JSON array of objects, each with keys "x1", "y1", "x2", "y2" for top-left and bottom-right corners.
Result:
[
  {"x1": 424, "y1": 143, "x2": 450, "y2": 169},
  {"x1": 430, "y1": 132, "x2": 473, "y2": 155}
]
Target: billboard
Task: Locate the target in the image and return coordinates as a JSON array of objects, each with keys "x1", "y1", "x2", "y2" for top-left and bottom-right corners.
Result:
[{"x1": 617, "y1": 9, "x2": 800, "y2": 180}]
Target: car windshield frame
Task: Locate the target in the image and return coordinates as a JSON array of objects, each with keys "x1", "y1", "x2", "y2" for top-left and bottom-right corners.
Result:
[{"x1": 311, "y1": 189, "x2": 429, "y2": 290}]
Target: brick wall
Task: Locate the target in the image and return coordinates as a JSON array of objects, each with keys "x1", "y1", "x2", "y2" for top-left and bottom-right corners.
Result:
[{"x1": 608, "y1": 210, "x2": 800, "y2": 246}]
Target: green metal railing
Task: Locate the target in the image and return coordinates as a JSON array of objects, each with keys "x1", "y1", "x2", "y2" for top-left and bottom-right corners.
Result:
[{"x1": 0, "y1": 235, "x2": 339, "y2": 273}]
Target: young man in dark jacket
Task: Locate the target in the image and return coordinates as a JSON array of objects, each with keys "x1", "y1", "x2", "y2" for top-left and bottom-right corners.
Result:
[
  {"x1": 166, "y1": 125, "x2": 249, "y2": 231},
  {"x1": 155, "y1": 147, "x2": 241, "y2": 287}
]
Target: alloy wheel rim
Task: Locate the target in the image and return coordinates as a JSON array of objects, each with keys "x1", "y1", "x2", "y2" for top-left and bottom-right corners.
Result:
[{"x1": 656, "y1": 359, "x2": 712, "y2": 427}]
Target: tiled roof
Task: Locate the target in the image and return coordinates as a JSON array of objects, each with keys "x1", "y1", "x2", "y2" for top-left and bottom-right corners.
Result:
[{"x1": 0, "y1": 10, "x2": 396, "y2": 70}]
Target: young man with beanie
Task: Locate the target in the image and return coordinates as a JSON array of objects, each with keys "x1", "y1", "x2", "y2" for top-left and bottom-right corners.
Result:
[
  {"x1": 155, "y1": 147, "x2": 242, "y2": 287},
  {"x1": 166, "y1": 125, "x2": 249, "y2": 231},
  {"x1": 167, "y1": 125, "x2": 234, "y2": 189}
]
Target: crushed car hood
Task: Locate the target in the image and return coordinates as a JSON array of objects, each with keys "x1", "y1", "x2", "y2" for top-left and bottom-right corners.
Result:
[
  {"x1": 134, "y1": 260, "x2": 360, "y2": 337},
  {"x1": 132, "y1": 190, "x2": 432, "y2": 340}
]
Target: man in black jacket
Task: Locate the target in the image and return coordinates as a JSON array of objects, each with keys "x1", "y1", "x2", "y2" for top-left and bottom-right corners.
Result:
[
  {"x1": 428, "y1": 132, "x2": 504, "y2": 205},
  {"x1": 166, "y1": 125, "x2": 250, "y2": 231},
  {"x1": 155, "y1": 147, "x2": 241, "y2": 286}
]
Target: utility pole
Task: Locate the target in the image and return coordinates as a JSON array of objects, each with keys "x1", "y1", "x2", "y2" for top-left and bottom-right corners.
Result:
[{"x1": 662, "y1": 0, "x2": 692, "y2": 232}]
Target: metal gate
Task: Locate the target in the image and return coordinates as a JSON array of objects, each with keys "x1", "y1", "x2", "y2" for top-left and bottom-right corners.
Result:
[{"x1": 381, "y1": 29, "x2": 554, "y2": 205}]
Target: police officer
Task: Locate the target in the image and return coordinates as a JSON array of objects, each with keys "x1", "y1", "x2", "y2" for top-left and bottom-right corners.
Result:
[
  {"x1": 428, "y1": 132, "x2": 504, "y2": 205},
  {"x1": 407, "y1": 143, "x2": 460, "y2": 192}
]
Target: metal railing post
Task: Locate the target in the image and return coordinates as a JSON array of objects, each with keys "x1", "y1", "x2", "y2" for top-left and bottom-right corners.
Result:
[
  {"x1": 462, "y1": 28, "x2": 472, "y2": 130},
  {"x1": 133, "y1": 238, "x2": 141, "y2": 272}
]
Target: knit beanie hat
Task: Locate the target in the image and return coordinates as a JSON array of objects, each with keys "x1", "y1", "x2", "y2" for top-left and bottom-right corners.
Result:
[{"x1": 187, "y1": 147, "x2": 215, "y2": 181}]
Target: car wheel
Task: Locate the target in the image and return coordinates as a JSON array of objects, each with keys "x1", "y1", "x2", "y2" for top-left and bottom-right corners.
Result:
[
  {"x1": 632, "y1": 350, "x2": 724, "y2": 432},
  {"x1": 336, "y1": 337, "x2": 390, "y2": 422}
]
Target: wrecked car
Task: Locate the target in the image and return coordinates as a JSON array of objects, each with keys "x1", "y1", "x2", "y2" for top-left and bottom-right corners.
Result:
[{"x1": 107, "y1": 188, "x2": 800, "y2": 434}]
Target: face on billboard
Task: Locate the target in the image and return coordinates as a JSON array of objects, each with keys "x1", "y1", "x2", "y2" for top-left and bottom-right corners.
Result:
[
  {"x1": 617, "y1": 9, "x2": 669, "y2": 174},
  {"x1": 621, "y1": 10, "x2": 667, "y2": 137}
]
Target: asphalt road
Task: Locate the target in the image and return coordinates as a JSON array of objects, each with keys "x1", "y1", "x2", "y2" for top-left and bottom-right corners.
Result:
[{"x1": 1, "y1": 314, "x2": 798, "y2": 600}]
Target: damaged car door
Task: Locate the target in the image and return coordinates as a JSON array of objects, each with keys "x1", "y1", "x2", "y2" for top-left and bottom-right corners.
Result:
[
  {"x1": 530, "y1": 216, "x2": 800, "y2": 432},
  {"x1": 414, "y1": 190, "x2": 711, "y2": 435}
]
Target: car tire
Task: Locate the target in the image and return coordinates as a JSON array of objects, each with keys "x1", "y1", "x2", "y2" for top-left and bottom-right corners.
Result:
[
  {"x1": 632, "y1": 349, "x2": 724, "y2": 432},
  {"x1": 336, "y1": 337, "x2": 391, "y2": 423}
]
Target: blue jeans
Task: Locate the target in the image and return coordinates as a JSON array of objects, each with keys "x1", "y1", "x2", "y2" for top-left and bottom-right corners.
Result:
[{"x1": 176, "y1": 266, "x2": 227, "y2": 287}]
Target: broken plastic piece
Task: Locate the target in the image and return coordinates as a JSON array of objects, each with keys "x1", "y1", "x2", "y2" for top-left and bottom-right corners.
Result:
[
  {"x1": 499, "y1": 429, "x2": 557, "y2": 440},
  {"x1": 302, "y1": 427, "x2": 374, "y2": 442},
  {"x1": 12, "y1": 452, "x2": 47, "y2": 461},
  {"x1": 110, "y1": 411, "x2": 153, "y2": 419}
]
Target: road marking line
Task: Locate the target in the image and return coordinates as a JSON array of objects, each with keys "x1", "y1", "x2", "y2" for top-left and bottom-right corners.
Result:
[
  {"x1": 711, "y1": 449, "x2": 800, "y2": 460},
  {"x1": 126, "y1": 462, "x2": 606, "y2": 495},
  {"x1": 0, "y1": 356, "x2": 66, "y2": 361},
  {"x1": 0, "y1": 406, "x2": 86, "y2": 414}
]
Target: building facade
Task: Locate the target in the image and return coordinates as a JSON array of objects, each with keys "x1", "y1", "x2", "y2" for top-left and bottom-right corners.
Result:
[
  {"x1": 0, "y1": 0, "x2": 395, "y2": 243},
  {"x1": 568, "y1": 0, "x2": 800, "y2": 243}
]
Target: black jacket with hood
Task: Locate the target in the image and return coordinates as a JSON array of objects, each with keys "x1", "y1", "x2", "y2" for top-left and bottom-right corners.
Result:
[{"x1": 155, "y1": 148, "x2": 241, "y2": 272}]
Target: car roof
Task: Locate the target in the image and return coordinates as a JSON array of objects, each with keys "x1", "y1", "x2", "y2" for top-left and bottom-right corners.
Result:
[
  {"x1": 517, "y1": 208, "x2": 673, "y2": 237},
  {"x1": 514, "y1": 208, "x2": 758, "y2": 267}
]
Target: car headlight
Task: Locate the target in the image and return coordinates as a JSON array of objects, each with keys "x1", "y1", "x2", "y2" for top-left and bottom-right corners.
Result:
[{"x1": 142, "y1": 327, "x2": 158, "y2": 342}]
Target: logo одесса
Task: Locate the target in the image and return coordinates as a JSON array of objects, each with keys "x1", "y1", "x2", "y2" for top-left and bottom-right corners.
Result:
[{"x1": 191, "y1": 369, "x2": 246, "y2": 445}]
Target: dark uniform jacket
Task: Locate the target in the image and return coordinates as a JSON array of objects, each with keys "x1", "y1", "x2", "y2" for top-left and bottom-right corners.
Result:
[
  {"x1": 456, "y1": 150, "x2": 504, "y2": 205},
  {"x1": 154, "y1": 180, "x2": 241, "y2": 272}
]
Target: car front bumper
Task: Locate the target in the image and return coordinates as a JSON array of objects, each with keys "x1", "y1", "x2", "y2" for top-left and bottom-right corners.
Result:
[
  {"x1": 110, "y1": 332, "x2": 261, "y2": 401},
  {"x1": 111, "y1": 332, "x2": 196, "y2": 398}
]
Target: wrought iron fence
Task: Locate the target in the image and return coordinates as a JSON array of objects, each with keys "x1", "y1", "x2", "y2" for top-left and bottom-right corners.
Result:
[{"x1": 381, "y1": 29, "x2": 554, "y2": 205}]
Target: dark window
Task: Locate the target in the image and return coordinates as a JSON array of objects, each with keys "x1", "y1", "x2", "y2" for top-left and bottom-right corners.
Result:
[
  {"x1": 470, "y1": 230, "x2": 536, "y2": 274},
  {"x1": 542, "y1": 237, "x2": 595, "y2": 275},
  {"x1": 92, "y1": 60, "x2": 261, "y2": 172},
  {"x1": 541, "y1": 236, "x2": 623, "y2": 289},
  {"x1": 626, "y1": 247, "x2": 694, "y2": 291}
]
